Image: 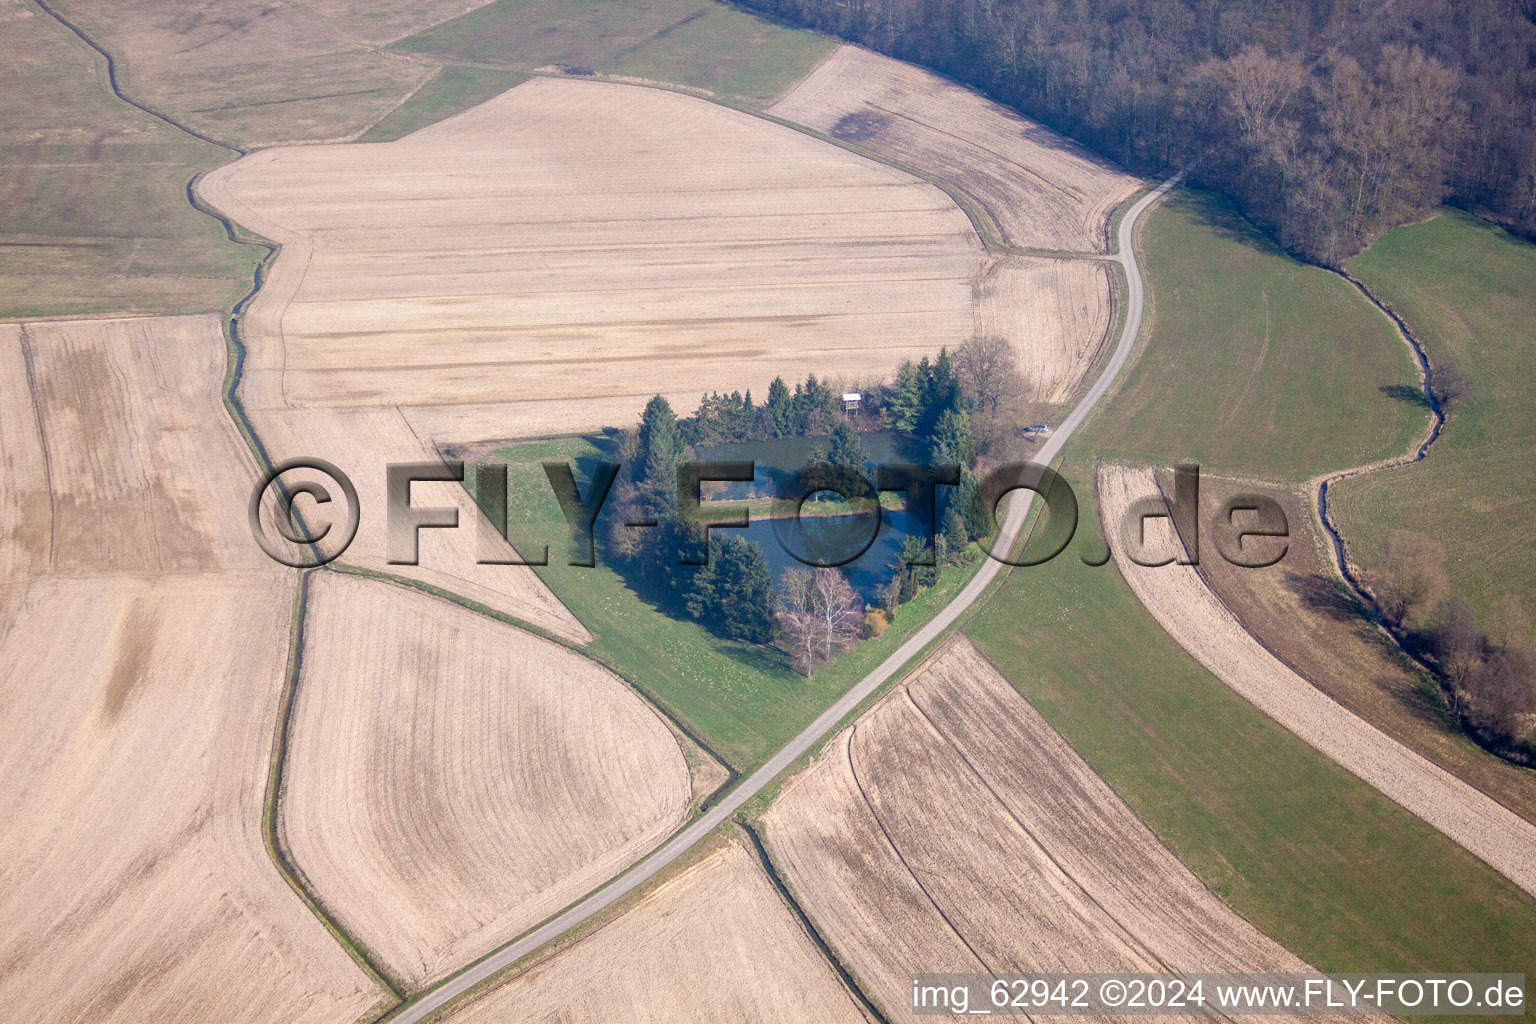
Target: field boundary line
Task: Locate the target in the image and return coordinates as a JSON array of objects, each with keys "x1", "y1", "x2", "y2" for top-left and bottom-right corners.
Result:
[
  {"x1": 511, "y1": 67, "x2": 1120, "y2": 260},
  {"x1": 901, "y1": 680, "x2": 1187, "y2": 981},
  {"x1": 1309, "y1": 270, "x2": 1444, "y2": 634},
  {"x1": 843, "y1": 713, "x2": 1004, "y2": 980},
  {"x1": 263, "y1": 569, "x2": 410, "y2": 1004},
  {"x1": 20, "y1": 4, "x2": 430, "y2": 1007},
  {"x1": 738, "y1": 819, "x2": 892, "y2": 1024},
  {"x1": 320, "y1": 560, "x2": 738, "y2": 797}
]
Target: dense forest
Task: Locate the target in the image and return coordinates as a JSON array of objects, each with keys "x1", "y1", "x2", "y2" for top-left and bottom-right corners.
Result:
[{"x1": 742, "y1": 0, "x2": 1536, "y2": 263}]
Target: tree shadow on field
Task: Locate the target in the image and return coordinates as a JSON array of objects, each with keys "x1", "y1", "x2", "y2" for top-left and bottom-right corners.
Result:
[
  {"x1": 713, "y1": 635, "x2": 793, "y2": 677},
  {"x1": 1179, "y1": 190, "x2": 1288, "y2": 257},
  {"x1": 1284, "y1": 570, "x2": 1366, "y2": 622},
  {"x1": 1284, "y1": 570, "x2": 1403, "y2": 663},
  {"x1": 1286, "y1": 571, "x2": 1455, "y2": 731},
  {"x1": 1379, "y1": 383, "x2": 1432, "y2": 409}
]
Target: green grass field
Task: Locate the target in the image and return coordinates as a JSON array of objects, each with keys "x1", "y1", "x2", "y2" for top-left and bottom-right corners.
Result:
[
  {"x1": 960, "y1": 195, "x2": 1536, "y2": 998},
  {"x1": 0, "y1": 5, "x2": 258, "y2": 320},
  {"x1": 1093, "y1": 191, "x2": 1426, "y2": 483},
  {"x1": 392, "y1": 0, "x2": 834, "y2": 108},
  {"x1": 490, "y1": 436, "x2": 981, "y2": 769},
  {"x1": 1331, "y1": 210, "x2": 1536, "y2": 623},
  {"x1": 358, "y1": 66, "x2": 529, "y2": 143}
]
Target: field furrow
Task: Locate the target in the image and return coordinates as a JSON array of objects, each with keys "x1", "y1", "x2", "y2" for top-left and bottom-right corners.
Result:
[{"x1": 763, "y1": 638, "x2": 1347, "y2": 1021}]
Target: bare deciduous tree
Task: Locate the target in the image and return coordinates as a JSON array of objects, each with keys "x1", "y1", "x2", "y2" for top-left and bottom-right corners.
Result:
[
  {"x1": 954, "y1": 335, "x2": 1024, "y2": 413},
  {"x1": 1430, "y1": 360, "x2": 1471, "y2": 411},
  {"x1": 778, "y1": 567, "x2": 864, "y2": 675},
  {"x1": 1368, "y1": 529, "x2": 1449, "y2": 626},
  {"x1": 1464, "y1": 645, "x2": 1536, "y2": 745},
  {"x1": 1489, "y1": 594, "x2": 1531, "y2": 649}
]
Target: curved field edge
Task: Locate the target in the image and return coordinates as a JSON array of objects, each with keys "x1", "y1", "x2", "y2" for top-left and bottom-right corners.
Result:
[
  {"x1": 278, "y1": 570, "x2": 694, "y2": 990},
  {"x1": 485, "y1": 436, "x2": 993, "y2": 772},
  {"x1": 16, "y1": 7, "x2": 723, "y2": 1011},
  {"x1": 15, "y1": 1, "x2": 408, "y2": 1009},
  {"x1": 264, "y1": 571, "x2": 408, "y2": 998},
  {"x1": 23, "y1": 10, "x2": 1140, "y2": 1014},
  {"x1": 0, "y1": 0, "x2": 260, "y2": 320},
  {"x1": 757, "y1": 638, "x2": 1348, "y2": 1020},
  {"x1": 1106, "y1": 191, "x2": 1534, "y2": 812},
  {"x1": 1088, "y1": 190, "x2": 1428, "y2": 483}
]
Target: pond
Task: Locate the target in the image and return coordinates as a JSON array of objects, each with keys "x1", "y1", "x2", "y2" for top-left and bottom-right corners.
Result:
[
  {"x1": 713, "y1": 509, "x2": 922, "y2": 603},
  {"x1": 690, "y1": 431, "x2": 950, "y2": 602},
  {"x1": 692, "y1": 430, "x2": 929, "y2": 500}
]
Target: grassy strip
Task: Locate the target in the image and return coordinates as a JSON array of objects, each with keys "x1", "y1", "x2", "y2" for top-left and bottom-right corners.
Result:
[
  {"x1": 966, "y1": 464, "x2": 1536, "y2": 997},
  {"x1": 695, "y1": 491, "x2": 907, "y2": 521},
  {"x1": 962, "y1": 191, "x2": 1536, "y2": 1003},
  {"x1": 262, "y1": 570, "x2": 407, "y2": 1002},
  {"x1": 739, "y1": 820, "x2": 891, "y2": 1024},
  {"x1": 390, "y1": 0, "x2": 834, "y2": 109},
  {"x1": 358, "y1": 65, "x2": 529, "y2": 142},
  {"x1": 2, "y1": 0, "x2": 258, "y2": 319},
  {"x1": 11, "y1": 10, "x2": 415, "y2": 1007}
]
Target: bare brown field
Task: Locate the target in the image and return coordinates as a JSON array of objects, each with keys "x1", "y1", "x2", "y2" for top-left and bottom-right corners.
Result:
[
  {"x1": 1, "y1": 315, "x2": 264, "y2": 578},
  {"x1": 250, "y1": 405, "x2": 590, "y2": 642},
  {"x1": 442, "y1": 838, "x2": 867, "y2": 1023},
  {"x1": 1194, "y1": 476, "x2": 1536, "y2": 824},
  {"x1": 0, "y1": 315, "x2": 581, "y2": 640},
  {"x1": 762, "y1": 638, "x2": 1338, "y2": 1020},
  {"x1": 46, "y1": 0, "x2": 431, "y2": 145},
  {"x1": 0, "y1": 314, "x2": 386, "y2": 1020},
  {"x1": 200, "y1": 76, "x2": 1112, "y2": 433},
  {"x1": 0, "y1": 324, "x2": 49, "y2": 584},
  {"x1": 282, "y1": 571, "x2": 690, "y2": 988},
  {"x1": 977, "y1": 256, "x2": 1115, "y2": 402},
  {"x1": 0, "y1": 573, "x2": 384, "y2": 1024},
  {"x1": 1097, "y1": 462, "x2": 1536, "y2": 897},
  {"x1": 769, "y1": 45, "x2": 1142, "y2": 254}
]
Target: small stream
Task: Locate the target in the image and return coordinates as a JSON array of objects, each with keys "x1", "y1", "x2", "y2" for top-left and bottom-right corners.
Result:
[{"x1": 1314, "y1": 272, "x2": 1447, "y2": 621}]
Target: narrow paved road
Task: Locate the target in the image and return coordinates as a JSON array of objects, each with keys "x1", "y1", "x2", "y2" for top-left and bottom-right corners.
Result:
[{"x1": 387, "y1": 173, "x2": 1182, "y2": 1023}]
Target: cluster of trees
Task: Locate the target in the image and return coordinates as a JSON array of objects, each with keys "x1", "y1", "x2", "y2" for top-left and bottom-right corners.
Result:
[
  {"x1": 681, "y1": 337, "x2": 1026, "y2": 469},
  {"x1": 1369, "y1": 530, "x2": 1535, "y2": 758},
  {"x1": 778, "y1": 567, "x2": 867, "y2": 674},
  {"x1": 602, "y1": 343, "x2": 1013, "y2": 667},
  {"x1": 603, "y1": 394, "x2": 783, "y2": 644},
  {"x1": 741, "y1": 0, "x2": 1536, "y2": 263},
  {"x1": 886, "y1": 348, "x2": 976, "y2": 464},
  {"x1": 683, "y1": 373, "x2": 844, "y2": 445}
]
